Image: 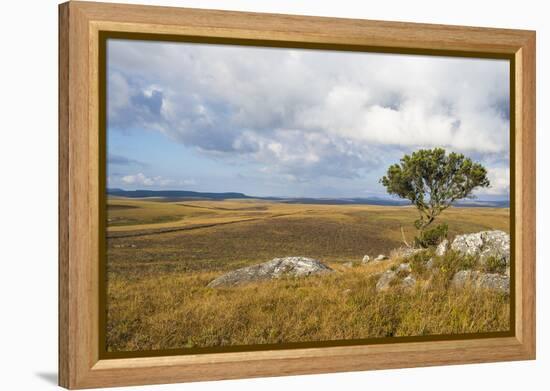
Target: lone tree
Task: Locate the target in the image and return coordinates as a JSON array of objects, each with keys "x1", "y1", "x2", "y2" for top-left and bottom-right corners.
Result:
[{"x1": 380, "y1": 148, "x2": 490, "y2": 244}]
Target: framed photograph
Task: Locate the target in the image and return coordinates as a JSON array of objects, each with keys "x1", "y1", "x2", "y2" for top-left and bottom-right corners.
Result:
[{"x1": 59, "y1": 1, "x2": 536, "y2": 389}]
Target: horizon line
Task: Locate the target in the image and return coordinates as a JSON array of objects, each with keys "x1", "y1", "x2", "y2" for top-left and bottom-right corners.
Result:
[{"x1": 106, "y1": 187, "x2": 510, "y2": 203}]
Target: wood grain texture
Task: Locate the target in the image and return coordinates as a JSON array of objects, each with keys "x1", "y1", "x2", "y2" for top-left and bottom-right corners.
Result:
[
  {"x1": 517, "y1": 34, "x2": 536, "y2": 355},
  {"x1": 73, "y1": 1, "x2": 531, "y2": 54},
  {"x1": 58, "y1": 3, "x2": 70, "y2": 387},
  {"x1": 58, "y1": 1, "x2": 536, "y2": 388}
]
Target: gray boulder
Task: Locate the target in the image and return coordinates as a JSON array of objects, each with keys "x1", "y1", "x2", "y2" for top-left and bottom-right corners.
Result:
[
  {"x1": 451, "y1": 270, "x2": 509, "y2": 294},
  {"x1": 207, "y1": 257, "x2": 333, "y2": 288},
  {"x1": 392, "y1": 247, "x2": 423, "y2": 260},
  {"x1": 401, "y1": 275, "x2": 417, "y2": 290},
  {"x1": 401, "y1": 247, "x2": 423, "y2": 259},
  {"x1": 362, "y1": 255, "x2": 371, "y2": 264},
  {"x1": 435, "y1": 239, "x2": 448, "y2": 257},
  {"x1": 451, "y1": 230, "x2": 510, "y2": 266},
  {"x1": 425, "y1": 258, "x2": 435, "y2": 270},
  {"x1": 374, "y1": 254, "x2": 389, "y2": 262},
  {"x1": 376, "y1": 268, "x2": 415, "y2": 292},
  {"x1": 397, "y1": 263, "x2": 412, "y2": 273},
  {"x1": 376, "y1": 270, "x2": 397, "y2": 291}
]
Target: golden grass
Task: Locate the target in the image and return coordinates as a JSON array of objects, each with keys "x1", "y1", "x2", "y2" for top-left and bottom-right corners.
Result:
[
  {"x1": 107, "y1": 198, "x2": 304, "y2": 232},
  {"x1": 107, "y1": 259, "x2": 509, "y2": 352},
  {"x1": 108, "y1": 198, "x2": 509, "y2": 236},
  {"x1": 106, "y1": 198, "x2": 510, "y2": 352}
]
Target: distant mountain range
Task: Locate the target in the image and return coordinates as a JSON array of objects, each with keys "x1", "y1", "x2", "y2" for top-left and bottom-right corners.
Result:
[
  {"x1": 107, "y1": 188, "x2": 250, "y2": 200},
  {"x1": 107, "y1": 188, "x2": 509, "y2": 208}
]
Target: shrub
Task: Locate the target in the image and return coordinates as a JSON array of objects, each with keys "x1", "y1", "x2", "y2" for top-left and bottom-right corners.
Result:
[
  {"x1": 414, "y1": 223, "x2": 448, "y2": 248},
  {"x1": 431, "y1": 250, "x2": 477, "y2": 288},
  {"x1": 482, "y1": 256, "x2": 507, "y2": 274},
  {"x1": 409, "y1": 252, "x2": 428, "y2": 278}
]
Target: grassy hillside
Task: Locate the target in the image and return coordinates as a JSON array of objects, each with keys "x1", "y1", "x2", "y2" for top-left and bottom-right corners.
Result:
[{"x1": 106, "y1": 197, "x2": 510, "y2": 352}]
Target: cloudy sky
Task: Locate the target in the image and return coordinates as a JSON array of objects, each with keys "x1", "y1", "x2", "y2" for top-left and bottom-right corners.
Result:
[{"x1": 107, "y1": 39, "x2": 510, "y2": 200}]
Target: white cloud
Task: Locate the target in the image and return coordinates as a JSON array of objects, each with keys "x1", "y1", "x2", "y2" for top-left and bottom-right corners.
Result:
[
  {"x1": 121, "y1": 173, "x2": 155, "y2": 186},
  {"x1": 120, "y1": 173, "x2": 195, "y2": 188},
  {"x1": 107, "y1": 40, "x2": 510, "y2": 196},
  {"x1": 476, "y1": 166, "x2": 510, "y2": 196},
  {"x1": 107, "y1": 71, "x2": 130, "y2": 117},
  {"x1": 231, "y1": 129, "x2": 380, "y2": 180}
]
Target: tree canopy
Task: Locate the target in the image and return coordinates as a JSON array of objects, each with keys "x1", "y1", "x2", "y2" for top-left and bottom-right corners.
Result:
[{"x1": 380, "y1": 148, "x2": 490, "y2": 231}]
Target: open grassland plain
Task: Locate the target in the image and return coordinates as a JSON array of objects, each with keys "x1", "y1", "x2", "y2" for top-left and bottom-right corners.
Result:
[{"x1": 106, "y1": 197, "x2": 510, "y2": 352}]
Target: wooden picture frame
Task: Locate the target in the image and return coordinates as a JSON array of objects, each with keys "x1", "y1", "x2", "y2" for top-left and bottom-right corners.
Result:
[{"x1": 59, "y1": 1, "x2": 536, "y2": 389}]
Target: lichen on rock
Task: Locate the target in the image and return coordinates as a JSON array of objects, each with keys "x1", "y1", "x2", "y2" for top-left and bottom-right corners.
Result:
[
  {"x1": 451, "y1": 230, "x2": 510, "y2": 266},
  {"x1": 207, "y1": 256, "x2": 333, "y2": 288}
]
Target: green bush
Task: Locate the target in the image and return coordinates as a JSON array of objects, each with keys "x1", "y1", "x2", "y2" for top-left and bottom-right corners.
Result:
[
  {"x1": 430, "y1": 250, "x2": 477, "y2": 288},
  {"x1": 414, "y1": 223, "x2": 448, "y2": 248},
  {"x1": 482, "y1": 256, "x2": 506, "y2": 274},
  {"x1": 408, "y1": 252, "x2": 429, "y2": 278}
]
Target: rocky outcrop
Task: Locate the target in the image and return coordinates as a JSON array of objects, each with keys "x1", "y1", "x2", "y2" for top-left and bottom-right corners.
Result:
[
  {"x1": 400, "y1": 247, "x2": 423, "y2": 259},
  {"x1": 391, "y1": 247, "x2": 423, "y2": 260},
  {"x1": 401, "y1": 275, "x2": 417, "y2": 290},
  {"x1": 376, "y1": 263, "x2": 416, "y2": 292},
  {"x1": 207, "y1": 257, "x2": 333, "y2": 288},
  {"x1": 435, "y1": 239, "x2": 448, "y2": 257},
  {"x1": 451, "y1": 270, "x2": 509, "y2": 294},
  {"x1": 375, "y1": 270, "x2": 397, "y2": 291},
  {"x1": 425, "y1": 258, "x2": 435, "y2": 270},
  {"x1": 397, "y1": 263, "x2": 412, "y2": 273},
  {"x1": 451, "y1": 230, "x2": 510, "y2": 266},
  {"x1": 372, "y1": 230, "x2": 511, "y2": 294}
]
